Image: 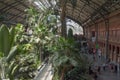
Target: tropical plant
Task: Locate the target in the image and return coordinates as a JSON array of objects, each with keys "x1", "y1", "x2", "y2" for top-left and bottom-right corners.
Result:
[
  {"x1": 0, "y1": 25, "x2": 18, "y2": 79},
  {"x1": 25, "y1": 7, "x2": 58, "y2": 61},
  {"x1": 46, "y1": 34, "x2": 92, "y2": 80},
  {"x1": 0, "y1": 23, "x2": 40, "y2": 80},
  {"x1": 12, "y1": 23, "x2": 40, "y2": 80}
]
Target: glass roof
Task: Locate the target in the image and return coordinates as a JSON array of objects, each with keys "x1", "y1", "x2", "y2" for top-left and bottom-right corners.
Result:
[{"x1": 0, "y1": 0, "x2": 119, "y2": 27}]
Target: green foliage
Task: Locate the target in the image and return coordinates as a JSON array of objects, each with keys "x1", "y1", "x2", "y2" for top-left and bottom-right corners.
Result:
[
  {"x1": 64, "y1": 67, "x2": 92, "y2": 80},
  {"x1": 13, "y1": 53, "x2": 38, "y2": 79},
  {"x1": 0, "y1": 25, "x2": 18, "y2": 61},
  {"x1": 0, "y1": 5, "x2": 90, "y2": 80},
  {"x1": 6, "y1": 46, "x2": 18, "y2": 62},
  {"x1": 47, "y1": 34, "x2": 92, "y2": 80},
  {"x1": 0, "y1": 25, "x2": 11, "y2": 56},
  {"x1": 0, "y1": 25, "x2": 18, "y2": 79}
]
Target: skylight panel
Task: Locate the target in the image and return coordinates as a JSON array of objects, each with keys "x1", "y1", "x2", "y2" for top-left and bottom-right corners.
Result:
[{"x1": 34, "y1": 0, "x2": 46, "y2": 11}]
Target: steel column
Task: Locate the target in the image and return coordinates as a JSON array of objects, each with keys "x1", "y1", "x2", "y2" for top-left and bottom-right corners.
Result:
[
  {"x1": 105, "y1": 19, "x2": 109, "y2": 61},
  {"x1": 95, "y1": 23, "x2": 98, "y2": 45}
]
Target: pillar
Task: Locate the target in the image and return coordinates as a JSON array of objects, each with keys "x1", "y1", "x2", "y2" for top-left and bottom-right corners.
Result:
[
  {"x1": 95, "y1": 23, "x2": 98, "y2": 55},
  {"x1": 105, "y1": 19, "x2": 109, "y2": 60},
  {"x1": 61, "y1": 0, "x2": 67, "y2": 38},
  {"x1": 95, "y1": 23, "x2": 98, "y2": 45}
]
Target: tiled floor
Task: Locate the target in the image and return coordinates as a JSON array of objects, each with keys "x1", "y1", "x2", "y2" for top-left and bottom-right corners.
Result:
[
  {"x1": 88, "y1": 53, "x2": 120, "y2": 80},
  {"x1": 98, "y1": 71, "x2": 120, "y2": 80}
]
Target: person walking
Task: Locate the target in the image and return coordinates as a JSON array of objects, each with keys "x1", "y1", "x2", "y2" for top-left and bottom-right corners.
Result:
[
  {"x1": 114, "y1": 65, "x2": 117, "y2": 73},
  {"x1": 102, "y1": 63, "x2": 106, "y2": 71},
  {"x1": 89, "y1": 66, "x2": 94, "y2": 75},
  {"x1": 98, "y1": 49, "x2": 101, "y2": 59},
  {"x1": 97, "y1": 66, "x2": 101, "y2": 74},
  {"x1": 93, "y1": 72, "x2": 98, "y2": 80}
]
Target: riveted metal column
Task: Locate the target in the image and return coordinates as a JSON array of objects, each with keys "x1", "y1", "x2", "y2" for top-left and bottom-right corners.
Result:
[
  {"x1": 95, "y1": 23, "x2": 98, "y2": 45},
  {"x1": 105, "y1": 19, "x2": 109, "y2": 60},
  {"x1": 95, "y1": 23, "x2": 99, "y2": 55}
]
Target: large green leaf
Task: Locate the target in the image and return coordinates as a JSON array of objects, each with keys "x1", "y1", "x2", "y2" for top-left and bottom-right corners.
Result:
[
  {"x1": 0, "y1": 25, "x2": 10, "y2": 56},
  {"x1": 9, "y1": 27, "x2": 15, "y2": 48},
  {"x1": 6, "y1": 46, "x2": 18, "y2": 63},
  {"x1": 7, "y1": 61, "x2": 15, "y2": 79}
]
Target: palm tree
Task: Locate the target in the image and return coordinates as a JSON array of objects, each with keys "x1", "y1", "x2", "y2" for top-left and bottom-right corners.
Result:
[{"x1": 48, "y1": 36, "x2": 92, "y2": 80}]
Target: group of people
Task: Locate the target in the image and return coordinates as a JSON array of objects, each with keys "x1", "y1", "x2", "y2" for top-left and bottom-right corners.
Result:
[
  {"x1": 89, "y1": 48, "x2": 102, "y2": 61},
  {"x1": 89, "y1": 49, "x2": 118, "y2": 80},
  {"x1": 103, "y1": 63, "x2": 118, "y2": 73}
]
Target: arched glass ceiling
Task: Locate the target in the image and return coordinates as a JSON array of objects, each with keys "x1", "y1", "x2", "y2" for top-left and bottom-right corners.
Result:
[
  {"x1": 0, "y1": 0, "x2": 120, "y2": 27},
  {"x1": 33, "y1": 0, "x2": 50, "y2": 11},
  {"x1": 50, "y1": 15, "x2": 83, "y2": 35}
]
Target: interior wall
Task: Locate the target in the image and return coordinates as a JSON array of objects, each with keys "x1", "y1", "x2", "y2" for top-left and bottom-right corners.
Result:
[{"x1": 85, "y1": 9, "x2": 120, "y2": 63}]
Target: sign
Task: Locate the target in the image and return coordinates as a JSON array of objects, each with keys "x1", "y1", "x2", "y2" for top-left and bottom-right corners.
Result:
[{"x1": 95, "y1": 44, "x2": 99, "y2": 49}]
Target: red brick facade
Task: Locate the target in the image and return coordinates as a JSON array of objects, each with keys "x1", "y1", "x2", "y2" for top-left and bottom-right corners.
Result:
[{"x1": 85, "y1": 9, "x2": 120, "y2": 63}]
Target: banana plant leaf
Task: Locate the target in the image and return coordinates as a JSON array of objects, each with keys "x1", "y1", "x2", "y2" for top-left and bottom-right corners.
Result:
[{"x1": 0, "y1": 25, "x2": 10, "y2": 57}]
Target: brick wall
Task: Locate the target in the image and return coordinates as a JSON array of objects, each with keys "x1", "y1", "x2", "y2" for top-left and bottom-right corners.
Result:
[{"x1": 85, "y1": 9, "x2": 120, "y2": 63}]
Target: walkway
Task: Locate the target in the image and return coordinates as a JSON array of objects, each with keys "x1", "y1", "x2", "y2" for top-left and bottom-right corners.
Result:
[
  {"x1": 34, "y1": 53, "x2": 120, "y2": 80},
  {"x1": 34, "y1": 63, "x2": 53, "y2": 80},
  {"x1": 98, "y1": 70, "x2": 120, "y2": 80},
  {"x1": 87, "y1": 53, "x2": 120, "y2": 80}
]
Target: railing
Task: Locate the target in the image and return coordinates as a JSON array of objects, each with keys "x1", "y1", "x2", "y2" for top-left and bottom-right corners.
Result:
[{"x1": 98, "y1": 36, "x2": 120, "y2": 43}]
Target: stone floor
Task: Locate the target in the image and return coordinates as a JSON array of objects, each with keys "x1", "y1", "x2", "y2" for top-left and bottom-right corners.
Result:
[
  {"x1": 88, "y1": 53, "x2": 120, "y2": 80},
  {"x1": 98, "y1": 71, "x2": 120, "y2": 80}
]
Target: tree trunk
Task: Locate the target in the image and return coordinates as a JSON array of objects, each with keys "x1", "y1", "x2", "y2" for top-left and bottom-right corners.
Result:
[
  {"x1": 60, "y1": 67, "x2": 66, "y2": 80},
  {"x1": 60, "y1": 0, "x2": 67, "y2": 38}
]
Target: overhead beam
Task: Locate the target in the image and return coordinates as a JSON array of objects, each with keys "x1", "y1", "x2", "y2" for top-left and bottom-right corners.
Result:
[
  {"x1": 82, "y1": 0, "x2": 120, "y2": 26},
  {"x1": 66, "y1": 3, "x2": 90, "y2": 22},
  {"x1": 9, "y1": 12, "x2": 25, "y2": 21},
  {"x1": 82, "y1": 1, "x2": 109, "y2": 26},
  {"x1": 6, "y1": 12, "x2": 24, "y2": 19},
  {"x1": 66, "y1": 15, "x2": 82, "y2": 26},
  {"x1": 0, "y1": 1, "x2": 25, "y2": 13},
  {"x1": 78, "y1": 3, "x2": 86, "y2": 19},
  {"x1": 0, "y1": 1, "x2": 18, "y2": 11},
  {"x1": 15, "y1": 0, "x2": 29, "y2": 8}
]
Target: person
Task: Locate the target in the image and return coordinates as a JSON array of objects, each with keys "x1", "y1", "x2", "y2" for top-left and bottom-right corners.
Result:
[
  {"x1": 98, "y1": 49, "x2": 101, "y2": 59},
  {"x1": 89, "y1": 66, "x2": 94, "y2": 75},
  {"x1": 102, "y1": 63, "x2": 106, "y2": 71},
  {"x1": 93, "y1": 49, "x2": 96, "y2": 55},
  {"x1": 110, "y1": 64, "x2": 114, "y2": 72},
  {"x1": 93, "y1": 55, "x2": 96, "y2": 61},
  {"x1": 93, "y1": 72, "x2": 98, "y2": 80},
  {"x1": 114, "y1": 65, "x2": 117, "y2": 73},
  {"x1": 97, "y1": 66, "x2": 101, "y2": 74}
]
